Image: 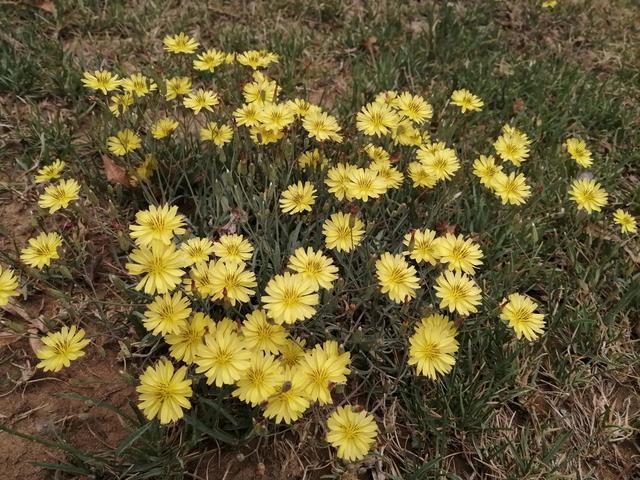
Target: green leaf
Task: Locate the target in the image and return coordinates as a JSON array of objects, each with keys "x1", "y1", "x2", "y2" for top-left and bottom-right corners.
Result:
[
  {"x1": 115, "y1": 421, "x2": 153, "y2": 456},
  {"x1": 183, "y1": 413, "x2": 238, "y2": 446}
]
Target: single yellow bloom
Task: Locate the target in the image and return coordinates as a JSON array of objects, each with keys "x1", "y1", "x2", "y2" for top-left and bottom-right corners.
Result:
[
  {"x1": 0, "y1": 266, "x2": 19, "y2": 306},
  {"x1": 81, "y1": 70, "x2": 122, "y2": 94},
  {"x1": 323, "y1": 212, "x2": 365, "y2": 252},
  {"x1": 450, "y1": 89, "x2": 484, "y2": 112},
  {"x1": 195, "y1": 329, "x2": 251, "y2": 387},
  {"x1": 326, "y1": 406, "x2": 378, "y2": 461},
  {"x1": 408, "y1": 314, "x2": 458, "y2": 379},
  {"x1": 569, "y1": 178, "x2": 608, "y2": 213},
  {"x1": 241, "y1": 309, "x2": 288, "y2": 354},
  {"x1": 142, "y1": 291, "x2": 192, "y2": 335},
  {"x1": 35, "y1": 159, "x2": 65, "y2": 184},
  {"x1": 151, "y1": 118, "x2": 179, "y2": 139},
  {"x1": 356, "y1": 102, "x2": 400, "y2": 136},
  {"x1": 180, "y1": 237, "x2": 215, "y2": 264},
  {"x1": 565, "y1": 138, "x2": 593, "y2": 168},
  {"x1": 165, "y1": 76, "x2": 192, "y2": 100},
  {"x1": 107, "y1": 129, "x2": 141, "y2": 156},
  {"x1": 232, "y1": 351, "x2": 284, "y2": 407},
  {"x1": 500, "y1": 293, "x2": 545, "y2": 341},
  {"x1": 163, "y1": 32, "x2": 199, "y2": 54},
  {"x1": 199, "y1": 121, "x2": 233, "y2": 146},
  {"x1": 437, "y1": 233, "x2": 484, "y2": 275},
  {"x1": 129, "y1": 204, "x2": 186, "y2": 247},
  {"x1": 613, "y1": 209, "x2": 637, "y2": 234},
  {"x1": 493, "y1": 172, "x2": 532, "y2": 205},
  {"x1": 280, "y1": 181, "x2": 316, "y2": 215},
  {"x1": 287, "y1": 247, "x2": 339, "y2": 290},
  {"x1": 403, "y1": 229, "x2": 440, "y2": 265},
  {"x1": 137, "y1": 360, "x2": 192, "y2": 424},
  {"x1": 36, "y1": 325, "x2": 90, "y2": 372},
  {"x1": 212, "y1": 234, "x2": 253, "y2": 264},
  {"x1": 20, "y1": 232, "x2": 62, "y2": 269},
  {"x1": 376, "y1": 252, "x2": 420, "y2": 303},
  {"x1": 37, "y1": 178, "x2": 80, "y2": 213},
  {"x1": 165, "y1": 312, "x2": 214, "y2": 364},
  {"x1": 125, "y1": 243, "x2": 189, "y2": 295},
  {"x1": 262, "y1": 272, "x2": 319, "y2": 324},
  {"x1": 121, "y1": 73, "x2": 157, "y2": 97},
  {"x1": 434, "y1": 270, "x2": 482, "y2": 316},
  {"x1": 183, "y1": 89, "x2": 219, "y2": 114},
  {"x1": 193, "y1": 48, "x2": 226, "y2": 71}
]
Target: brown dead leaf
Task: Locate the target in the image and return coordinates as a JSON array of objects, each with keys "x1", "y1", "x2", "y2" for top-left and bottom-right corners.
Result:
[
  {"x1": 102, "y1": 156, "x2": 131, "y2": 187},
  {"x1": 362, "y1": 36, "x2": 379, "y2": 53},
  {"x1": 36, "y1": 1, "x2": 55, "y2": 13},
  {"x1": 0, "y1": 331, "x2": 21, "y2": 348},
  {"x1": 436, "y1": 222, "x2": 458, "y2": 235}
]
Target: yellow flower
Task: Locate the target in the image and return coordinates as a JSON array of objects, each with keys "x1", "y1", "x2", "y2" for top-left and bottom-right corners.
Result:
[
  {"x1": 183, "y1": 89, "x2": 219, "y2": 114},
  {"x1": 20, "y1": 232, "x2": 62, "y2": 269},
  {"x1": 35, "y1": 326, "x2": 90, "y2": 372},
  {"x1": 262, "y1": 272, "x2": 319, "y2": 325},
  {"x1": 408, "y1": 314, "x2": 459, "y2": 379},
  {"x1": 323, "y1": 212, "x2": 365, "y2": 253},
  {"x1": 37, "y1": 178, "x2": 80, "y2": 213},
  {"x1": 233, "y1": 103, "x2": 261, "y2": 127},
  {"x1": 208, "y1": 261, "x2": 257, "y2": 306},
  {"x1": 151, "y1": 118, "x2": 179, "y2": 139},
  {"x1": 565, "y1": 138, "x2": 593, "y2": 168},
  {"x1": 126, "y1": 243, "x2": 189, "y2": 295},
  {"x1": 493, "y1": 172, "x2": 532, "y2": 205},
  {"x1": 236, "y1": 49, "x2": 279, "y2": 69},
  {"x1": 500, "y1": 293, "x2": 545, "y2": 341},
  {"x1": 279, "y1": 337, "x2": 307, "y2": 371},
  {"x1": 395, "y1": 92, "x2": 433, "y2": 124},
  {"x1": 165, "y1": 76, "x2": 192, "y2": 100},
  {"x1": 371, "y1": 163, "x2": 404, "y2": 190},
  {"x1": 232, "y1": 351, "x2": 284, "y2": 406},
  {"x1": 249, "y1": 125, "x2": 284, "y2": 145},
  {"x1": 542, "y1": 0, "x2": 558, "y2": 7},
  {"x1": 391, "y1": 119, "x2": 422, "y2": 146},
  {"x1": 165, "y1": 312, "x2": 214, "y2": 364},
  {"x1": 195, "y1": 329, "x2": 251, "y2": 387},
  {"x1": 137, "y1": 360, "x2": 192, "y2": 424},
  {"x1": 241, "y1": 309, "x2": 288, "y2": 354},
  {"x1": 143, "y1": 291, "x2": 192, "y2": 335},
  {"x1": 188, "y1": 261, "x2": 216, "y2": 297},
  {"x1": 224, "y1": 52, "x2": 236, "y2": 64},
  {"x1": 280, "y1": 181, "x2": 316, "y2": 215},
  {"x1": 243, "y1": 77, "x2": 277, "y2": 105},
  {"x1": 326, "y1": 406, "x2": 378, "y2": 461},
  {"x1": 302, "y1": 110, "x2": 343, "y2": 142},
  {"x1": 199, "y1": 121, "x2": 233, "y2": 146},
  {"x1": 180, "y1": 237, "x2": 215, "y2": 264},
  {"x1": 129, "y1": 204, "x2": 186, "y2": 247},
  {"x1": 613, "y1": 209, "x2": 637, "y2": 234},
  {"x1": 109, "y1": 92, "x2": 135, "y2": 117},
  {"x1": 417, "y1": 143, "x2": 460, "y2": 181},
  {"x1": 263, "y1": 373, "x2": 310, "y2": 424},
  {"x1": 258, "y1": 102, "x2": 295, "y2": 131},
  {"x1": 408, "y1": 161, "x2": 437, "y2": 188},
  {"x1": 437, "y1": 233, "x2": 484, "y2": 275},
  {"x1": 346, "y1": 168, "x2": 387, "y2": 202},
  {"x1": 121, "y1": 73, "x2": 157, "y2": 97},
  {"x1": 494, "y1": 126, "x2": 531, "y2": 166},
  {"x1": 107, "y1": 129, "x2": 141, "y2": 156},
  {"x1": 298, "y1": 149, "x2": 326, "y2": 170},
  {"x1": 472, "y1": 155, "x2": 504, "y2": 190},
  {"x1": 287, "y1": 98, "x2": 313, "y2": 117},
  {"x1": 403, "y1": 229, "x2": 440, "y2": 265},
  {"x1": 434, "y1": 271, "x2": 482, "y2": 316},
  {"x1": 212, "y1": 234, "x2": 253, "y2": 264},
  {"x1": 364, "y1": 143, "x2": 390, "y2": 164},
  {"x1": 131, "y1": 154, "x2": 157, "y2": 183},
  {"x1": 356, "y1": 102, "x2": 400, "y2": 136},
  {"x1": 450, "y1": 89, "x2": 484, "y2": 112},
  {"x1": 193, "y1": 48, "x2": 226, "y2": 71},
  {"x1": 0, "y1": 266, "x2": 19, "y2": 306},
  {"x1": 298, "y1": 341, "x2": 351, "y2": 404},
  {"x1": 376, "y1": 252, "x2": 420, "y2": 303},
  {"x1": 35, "y1": 159, "x2": 65, "y2": 184},
  {"x1": 163, "y1": 32, "x2": 199, "y2": 54},
  {"x1": 568, "y1": 178, "x2": 608, "y2": 213},
  {"x1": 374, "y1": 90, "x2": 400, "y2": 107},
  {"x1": 326, "y1": 163, "x2": 358, "y2": 201},
  {"x1": 81, "y1": 70, "x2": 122, "y2": 94},
  {"x1": 287, "y1": 247, "x2": 339, "y2": 290}
]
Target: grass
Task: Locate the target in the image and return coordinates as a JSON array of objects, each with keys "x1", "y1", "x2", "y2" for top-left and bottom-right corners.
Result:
[{"x1": 1, "y1": 0, "x2": 639, "y2": 479}]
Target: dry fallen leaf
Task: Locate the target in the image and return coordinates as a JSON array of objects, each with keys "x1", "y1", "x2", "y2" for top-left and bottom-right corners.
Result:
[
  {"x1": 102, "y1": 156, "x2": 131, "y2": 187},
  {"x1": 36, "y1": 1, "x2": 55, "y2": 13},
  {"x1": 0, "y1": 331, "x2": 21, "y2": 348}
]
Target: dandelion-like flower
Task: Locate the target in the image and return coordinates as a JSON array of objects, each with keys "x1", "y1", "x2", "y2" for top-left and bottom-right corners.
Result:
[
  {"x1": 403, "y1": 229, "x2": 440, "y2": 265},
  {"x1": 565, "y1": 138, "x2": 593, "y2": 168},
  {"x1": 165, "y1": 312, "x2": 214, "y2": 364},
  {"x1": 193, "y1": 48, "x2": 226, "y2": 71},
  {"x1": 493, "y1": 172, "x2": 532, "y2": 205},
  {"x1": 37, "y1": 179, "x2": 80, "y2": 213},
  {"x1": 232, "y1": 351, "x2": 284, "y2": 406},
  {"x1": 287, "y1": 247, "x2": 339, "y2": 290},
  {"x1": 237, "y1": 50, "x2": 279, "y2": 69},
  {"x1": 408, "y1": 314, "x2": 459, "y2": 379},
  {"x1": 450, "y1": 89, "x2": 484, "y2": 112},
  {"x1": 35, "y1": 326, "x2": 90, "y2": 372},
  {"x1": 20, "y1": 232, "x2": 62, "y2": 269},
  {"x1": 434, "y1": 270, "x2": 482, "y2": 316},
  {"x1": 126, "y1": 243, "x2": 189, "y2": 294},
  {"x1": 376, "y1": 252, "x2": 420, "y2": 303},
  {"x1": 472, "y1": 155, "x2": 504, "y2": 190},
  {"x1": 0, "y1": 266, "x2": 19, "y2": 306},
  {"x1": 35, "y1": 159, "x2": 65, "y2": 184},
  {"x1": 163, "y1": 32, "x2": 199, "y2": 54},
  {"x1": 494, "y1": 127, "x2": 530, "y2": 166},
  {"x1": 129, "y1": 204, "x2": 186, "y2": 247},
  {"x1": 241, "y1": 309, "x2": 288, "y2": 354},
  {"x1": 233, "y1": 103, "x2": 261, "y2": 127},
  {"x1": 302, "y1": 111, "x2": 343, "y2": 142},
  {"x1": 326, "y1": 406, "x2": 378, "y2": 461},
  {"x1": 395, "y1": 92, "x2": 433, "y2": 124},
  {"x1": 262, "y1": 272, "x2": 319, "y2": 324},
  {"x1": 121, "y1": 73, "x2": 157, "y2": 97},
  {"x1": 258, "y1": 102, "x2": 295, "y2": 131},
  {"x1": 151, "y1": 118, "x2": 179, "y2": 139},
  {"x1": 346, "y1": 168, "x2": 387, "y2": 202},
  {"x1": 180, "y1": 237, "x2": 215, "y2": 264},
  {"x1": 107, "y1": 129, "x2": 141, "y2": 156},
  {"x1": 208, "y1": 261, "x2": 257, "y2": 306},
  {"x1": 143, "y1": 291, "x2": 192, "y2": 336},
  {"x1": 263, "y1": 374, "x2": 311, "y2": 424},
  {"x1": 137, "y1": 360, "x2": 192, "y2": 424},
  {"x1": 81, "y1": 70, "x2": 122, "y2": 94},
  {"x1": 165, "y1": 76, "x2": 192, "y2": 100},
  {"x1": 323, "y1": 212, "x2": 365, "y2": 252},
  {"x1": 199, "y1": 121, "x2": 233, "y2": 146},
  {"x1": 613, "y1": 209, "x2": 637, "y2": 234},
  {"x1": 417, "y1": 144, "x2": 460, "y2": 181},
  {"x1": 569, "y1": 178, "x2": 608, "y2": 213},
  {"x1": 211, "y1": 234, "x2": 253, "y2": 264},
  {"x1": 356, "y1": 102, "x2": 400, "y2": 137},
  {"x1": 326, "y1": 163, "x2": 358, "y2": 201},
  {"x1": 195, "y1": 330, "x2": 251, "y2": 387},
  {"x1": 500, "y1": 293, "x2": 545, "y2": 341},
  {"x1": 280, "y1": 181, "x2": 316, "y2": 215},
  {"x1": 298, "y1": 342, "x2": 351, "y2": 404},
  {"x1": 437, "y1": 233, "x2": 484, "y2": 275},
  {"x1": 183, "y1": 89, "x2": 219, "y2": 114}
]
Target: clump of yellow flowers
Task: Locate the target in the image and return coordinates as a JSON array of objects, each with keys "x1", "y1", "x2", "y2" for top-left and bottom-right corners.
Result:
[{"x1": 8, "y1": 29, "x2": 634, "y2": 468}]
